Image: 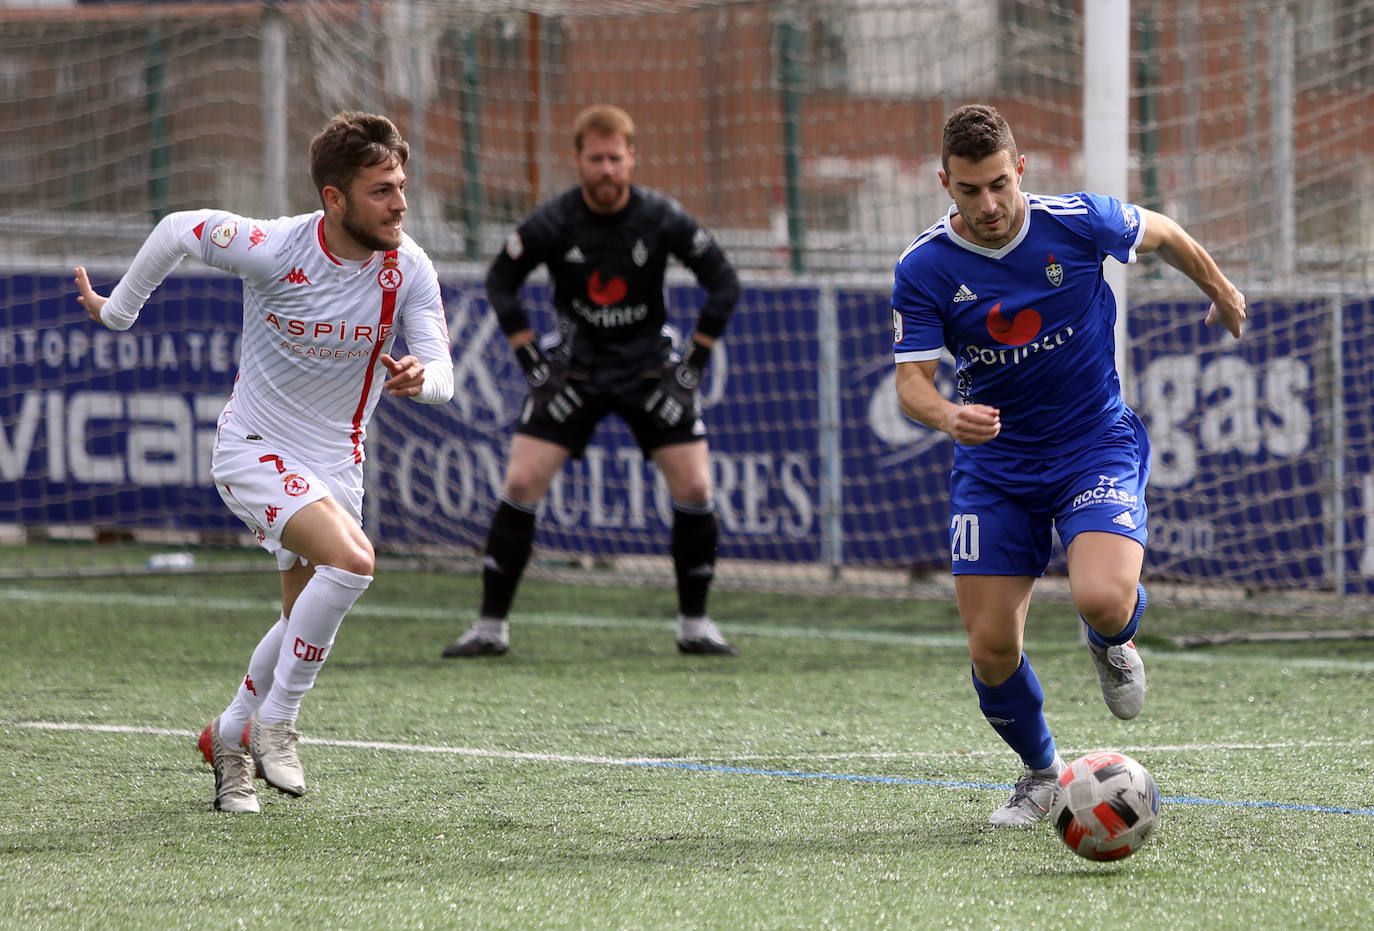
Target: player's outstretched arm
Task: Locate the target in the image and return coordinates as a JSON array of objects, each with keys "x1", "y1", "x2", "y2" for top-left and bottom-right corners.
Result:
[
  {"x1": 1138, "y1": 209, "x2": 1247, "y2": 339},
  {"x1": 74, "y1": 209, "x2": 213, "y2": 332},
  {"x1": 73, "y1": 266, "x2": 109, "y2": 326}
]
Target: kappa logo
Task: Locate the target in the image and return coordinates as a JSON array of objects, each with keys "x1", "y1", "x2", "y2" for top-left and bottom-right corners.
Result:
[
  {"x1": 587, "y1": 270, "x2": 628, "y2": 306},
  {"x1": 563, "y1": 246, "x2": 585, "y2": 263},
  {"x1": 264, "y1": 504, "x2": 282, "y2": 526},
  {"x1": 985, "y1": 301, "x2": 1042, "y2": 346},
  {"x1": 953, "y1": 283, "x2": 978, "y2": 303},
  {"x1": 1046, "y1": 253, "x2": 1064, "y2": 287},
  {"x1": 1113, "y1": 511, "x2": 1137, "y2": 530},
  {"x1": 249, "y1": 225, "x2": 268, "y2": 249},
  {"x1": 243, "y1": 674, "x2": 257, "y2": 696},
  {"x1": 279, "y1": 267, "x2": 313, "y2": 285}
]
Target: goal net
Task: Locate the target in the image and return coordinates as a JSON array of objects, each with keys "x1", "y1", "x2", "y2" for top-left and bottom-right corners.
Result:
[{"x1": 3, "y1": 0, "x2": 1374, "y2": 616}]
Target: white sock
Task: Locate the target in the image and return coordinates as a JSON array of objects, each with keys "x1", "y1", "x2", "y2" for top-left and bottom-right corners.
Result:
[
  {"x1": 676, "y1": 615, "x2": 714, "y2": 638},
  {"x1": 472, "y1": 618, "x2": 509, "y2": 642},
  {"x1": 256, "y1": 565, "x2": 372, "y2": 725},
  {"x1": 219, "y1": 614, "x2": 287, "y2": 750}
]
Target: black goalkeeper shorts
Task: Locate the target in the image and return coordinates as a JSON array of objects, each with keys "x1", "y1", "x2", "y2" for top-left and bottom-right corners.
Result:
[{"x1": 514, "y1": 377, "x2": 707, "y2": 459}]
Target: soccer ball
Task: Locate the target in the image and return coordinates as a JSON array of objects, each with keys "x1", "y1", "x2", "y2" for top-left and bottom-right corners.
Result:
[{"x1": 1050, "y1": 751, "x2": 1159, "y2": 862}]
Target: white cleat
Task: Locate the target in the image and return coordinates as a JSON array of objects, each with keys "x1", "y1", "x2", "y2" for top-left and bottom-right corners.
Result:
[
  {"x1": 675, "y1": 616, "x2": 739, "y2": 656},
  {"x1": 210, "y1": 716, "x2": 260, "y2": 813},
  {"x1": 250, "y1": 715, "x2": 307, "y2": 797},
  {"x1": 1088, "y1": 638, "x2": 1146, "y2": 720},
  {"x1": 989, "y1": 753, "x2": 1065, "y2": 827}
]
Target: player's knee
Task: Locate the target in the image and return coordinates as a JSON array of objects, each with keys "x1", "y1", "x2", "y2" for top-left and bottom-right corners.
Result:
[
  {"x1": 967, "y1": 638, "x2": 1021, "y2": 685},
  {"x1": 667, "y1": 475, "x2": 712, "y2": 508},
  {"x1": 1075, "y1": 585, "x2": 1135, "y2": 633},
  {"x1": 502, "y1": 466, "x2": 550, "y2": 506},
  {"x1": 328, "y1": 538, "x2": 375, "y2": 577}
]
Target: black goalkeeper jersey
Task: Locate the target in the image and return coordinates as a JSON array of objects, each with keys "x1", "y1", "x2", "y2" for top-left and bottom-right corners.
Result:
[{"x1": 486, "y1": 185, "x2": 739, "y2": 391}]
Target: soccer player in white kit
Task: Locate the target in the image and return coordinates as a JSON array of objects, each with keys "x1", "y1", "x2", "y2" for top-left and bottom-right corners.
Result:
[{"x1": 73, "y1": 111, "x2": 454, "y2": 813}]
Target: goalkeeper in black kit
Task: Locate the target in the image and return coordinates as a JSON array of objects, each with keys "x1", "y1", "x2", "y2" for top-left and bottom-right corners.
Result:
[{"x1": 442, "y1": 104, "x2": 741, "y2": 658}]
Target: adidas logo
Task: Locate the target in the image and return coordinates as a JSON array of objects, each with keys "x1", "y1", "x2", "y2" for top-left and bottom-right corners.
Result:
[
  {"x1": 564, "y1": 246, "x2": 585, "y2": 263},
  {"x1": 952, "y1": 283, "x2": 978, "y2": 303},
  {"x1": 1112, "y1": 511, "x2": 1137, "y2": 530}
]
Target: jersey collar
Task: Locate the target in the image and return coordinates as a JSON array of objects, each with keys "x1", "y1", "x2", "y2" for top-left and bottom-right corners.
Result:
[
  {"x1": 316, "y1": 215, "x2": 377, "y2": 270},
  {"x1": 943, "y1": 192, "x2": 1031, "y2": 259}
]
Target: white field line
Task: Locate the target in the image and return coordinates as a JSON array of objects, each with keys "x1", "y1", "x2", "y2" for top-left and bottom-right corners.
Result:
[
  {"x1": 6, "y1": 719, "x2": 1374, "y2": 766},
  {"x1": 6, "y1": 585, "x2": 1374, "y2": 670},
  {"x1": 7, "y1": 720, "x2": 1374, "y2": 817}
]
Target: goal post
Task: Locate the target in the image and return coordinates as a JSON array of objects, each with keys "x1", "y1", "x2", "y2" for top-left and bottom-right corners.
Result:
[{"x1": 1083, "y1": 0, "x2": 1131, "y2": 384}]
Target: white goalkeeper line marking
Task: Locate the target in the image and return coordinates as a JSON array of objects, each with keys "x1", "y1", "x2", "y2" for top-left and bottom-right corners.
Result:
[
  {"x1": 4, "y1": 585, "x2": 1374, "y2": 669},
  {"x1": 7, "y1": 720, "x2": 1374, "y2": 818}
]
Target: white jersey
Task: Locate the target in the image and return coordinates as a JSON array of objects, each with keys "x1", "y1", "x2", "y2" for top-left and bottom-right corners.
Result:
[{"x1": 101, "y1": 209, "x2": 452, "y2": 471}]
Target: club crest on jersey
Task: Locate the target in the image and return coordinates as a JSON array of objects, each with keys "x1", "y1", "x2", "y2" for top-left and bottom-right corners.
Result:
[
  {"x1": 632, "y1": 238, "x2": 648, "y2": 266},
  {"x1": 378, "y1": 254, "x2": 402, "y2": 292},
  {"x1": 282, "y1": 473, "x2": 310, "y2": 497},
  {"x1": 210, "y1": 221, "x2": 238, "y2": 248},
  {"x1": 1046, "y1": 254, "x2": 1064, "y2": 287}
]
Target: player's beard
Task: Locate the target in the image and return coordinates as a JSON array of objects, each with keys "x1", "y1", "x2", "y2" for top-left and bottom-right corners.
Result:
[
  {"x1": 965, "y1": 198, "x2": 1021, "y2": 248},
  {"x1": 584, "y1": 178, "x2": 627, "y2": 214},
  {"x1": 342, "y1": 200, "x2": 404, "y2": 252}
]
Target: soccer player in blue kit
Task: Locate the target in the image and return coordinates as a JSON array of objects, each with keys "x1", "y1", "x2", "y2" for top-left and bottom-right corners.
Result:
[{"x1": 891, "y1": 105, "x2": 1247, "y2": 825}]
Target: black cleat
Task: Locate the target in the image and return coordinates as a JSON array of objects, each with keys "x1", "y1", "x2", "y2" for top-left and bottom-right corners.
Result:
[
  {"x1": 676, "y1": 636, "x2": 740, "y2": 656},
  {"x1": 441, "y1": 626, "x2": 509, "y2": 658}
]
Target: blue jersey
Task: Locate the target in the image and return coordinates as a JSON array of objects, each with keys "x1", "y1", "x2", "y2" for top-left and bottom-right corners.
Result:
[{"x1": 891, "y1": 191, "x2": 1145, "y2": 463}]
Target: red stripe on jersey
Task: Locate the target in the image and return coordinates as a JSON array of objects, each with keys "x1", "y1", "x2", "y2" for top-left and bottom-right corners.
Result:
[
  {"x1": 316, "y1": 217, "x2": 344, "y2": 266},
  {"x1": 193, "y1": 221, "x2": 205, "y2": 240},
  {"x1": 316, "y1": 216, "x2": 377, "y2": 271},
  {"x1": 349, "y1": 250, "x2": 400, "y2": 462}
]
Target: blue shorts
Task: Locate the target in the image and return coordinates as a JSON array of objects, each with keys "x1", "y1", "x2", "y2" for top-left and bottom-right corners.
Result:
[{"x1": 947, "y1": 410, "x2": 1150, "y2": 576}]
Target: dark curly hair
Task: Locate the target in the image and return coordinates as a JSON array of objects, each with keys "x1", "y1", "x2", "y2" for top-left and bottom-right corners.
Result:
[
  {"x1": 941, "y1": 104, "x2": 1018, "y2": 172},
  {"x1": 309, "y1": 111, "x2": 410, "y2": 206}
]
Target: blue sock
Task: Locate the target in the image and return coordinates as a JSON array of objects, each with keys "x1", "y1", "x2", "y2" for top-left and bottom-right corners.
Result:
[
  {"x1": 1083, "y1": 582, "x2": 1147, "y2": 648},
  {"x1": 973, "y1": 655, "x2": 1057, "y2": 771}
]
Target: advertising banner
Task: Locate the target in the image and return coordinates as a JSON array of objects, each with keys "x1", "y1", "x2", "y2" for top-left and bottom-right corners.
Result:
[{"x1": 3, "y1": 271, "x2": 1370, "y2": 592}]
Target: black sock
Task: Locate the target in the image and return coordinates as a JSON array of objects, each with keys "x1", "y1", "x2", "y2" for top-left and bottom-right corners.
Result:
[
  {"x1": 479, "y1": 499, "x2": 537, "y2": 619},
  {"x1": 672, "y1": 503, "x2": 717, "y2": 618}
]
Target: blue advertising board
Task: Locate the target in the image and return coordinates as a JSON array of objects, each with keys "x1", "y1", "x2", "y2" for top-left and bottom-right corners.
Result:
[
  {"x1": 3, "y1": 269, "x2": 1372, "y2": 593},
  {"x1": 0, "y1": 270, "x2": 242, "y2": 531},
  {"x1": 1128, "y1": 298, "x2": 1332, "y2": 587}
]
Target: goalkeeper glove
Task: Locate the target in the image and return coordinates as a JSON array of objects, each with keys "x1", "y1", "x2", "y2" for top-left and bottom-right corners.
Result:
[
  {"x1": 515, "y1": 342, "x2": 582, "y2": 424},
  {"x1": 644, "y1": 340, "x2": 711, "y2": 429}
]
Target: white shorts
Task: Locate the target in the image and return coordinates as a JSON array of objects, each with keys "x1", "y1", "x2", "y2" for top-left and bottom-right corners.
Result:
[{"x1": 211, "y1": 425, "x2": 364, "y2": 571}]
